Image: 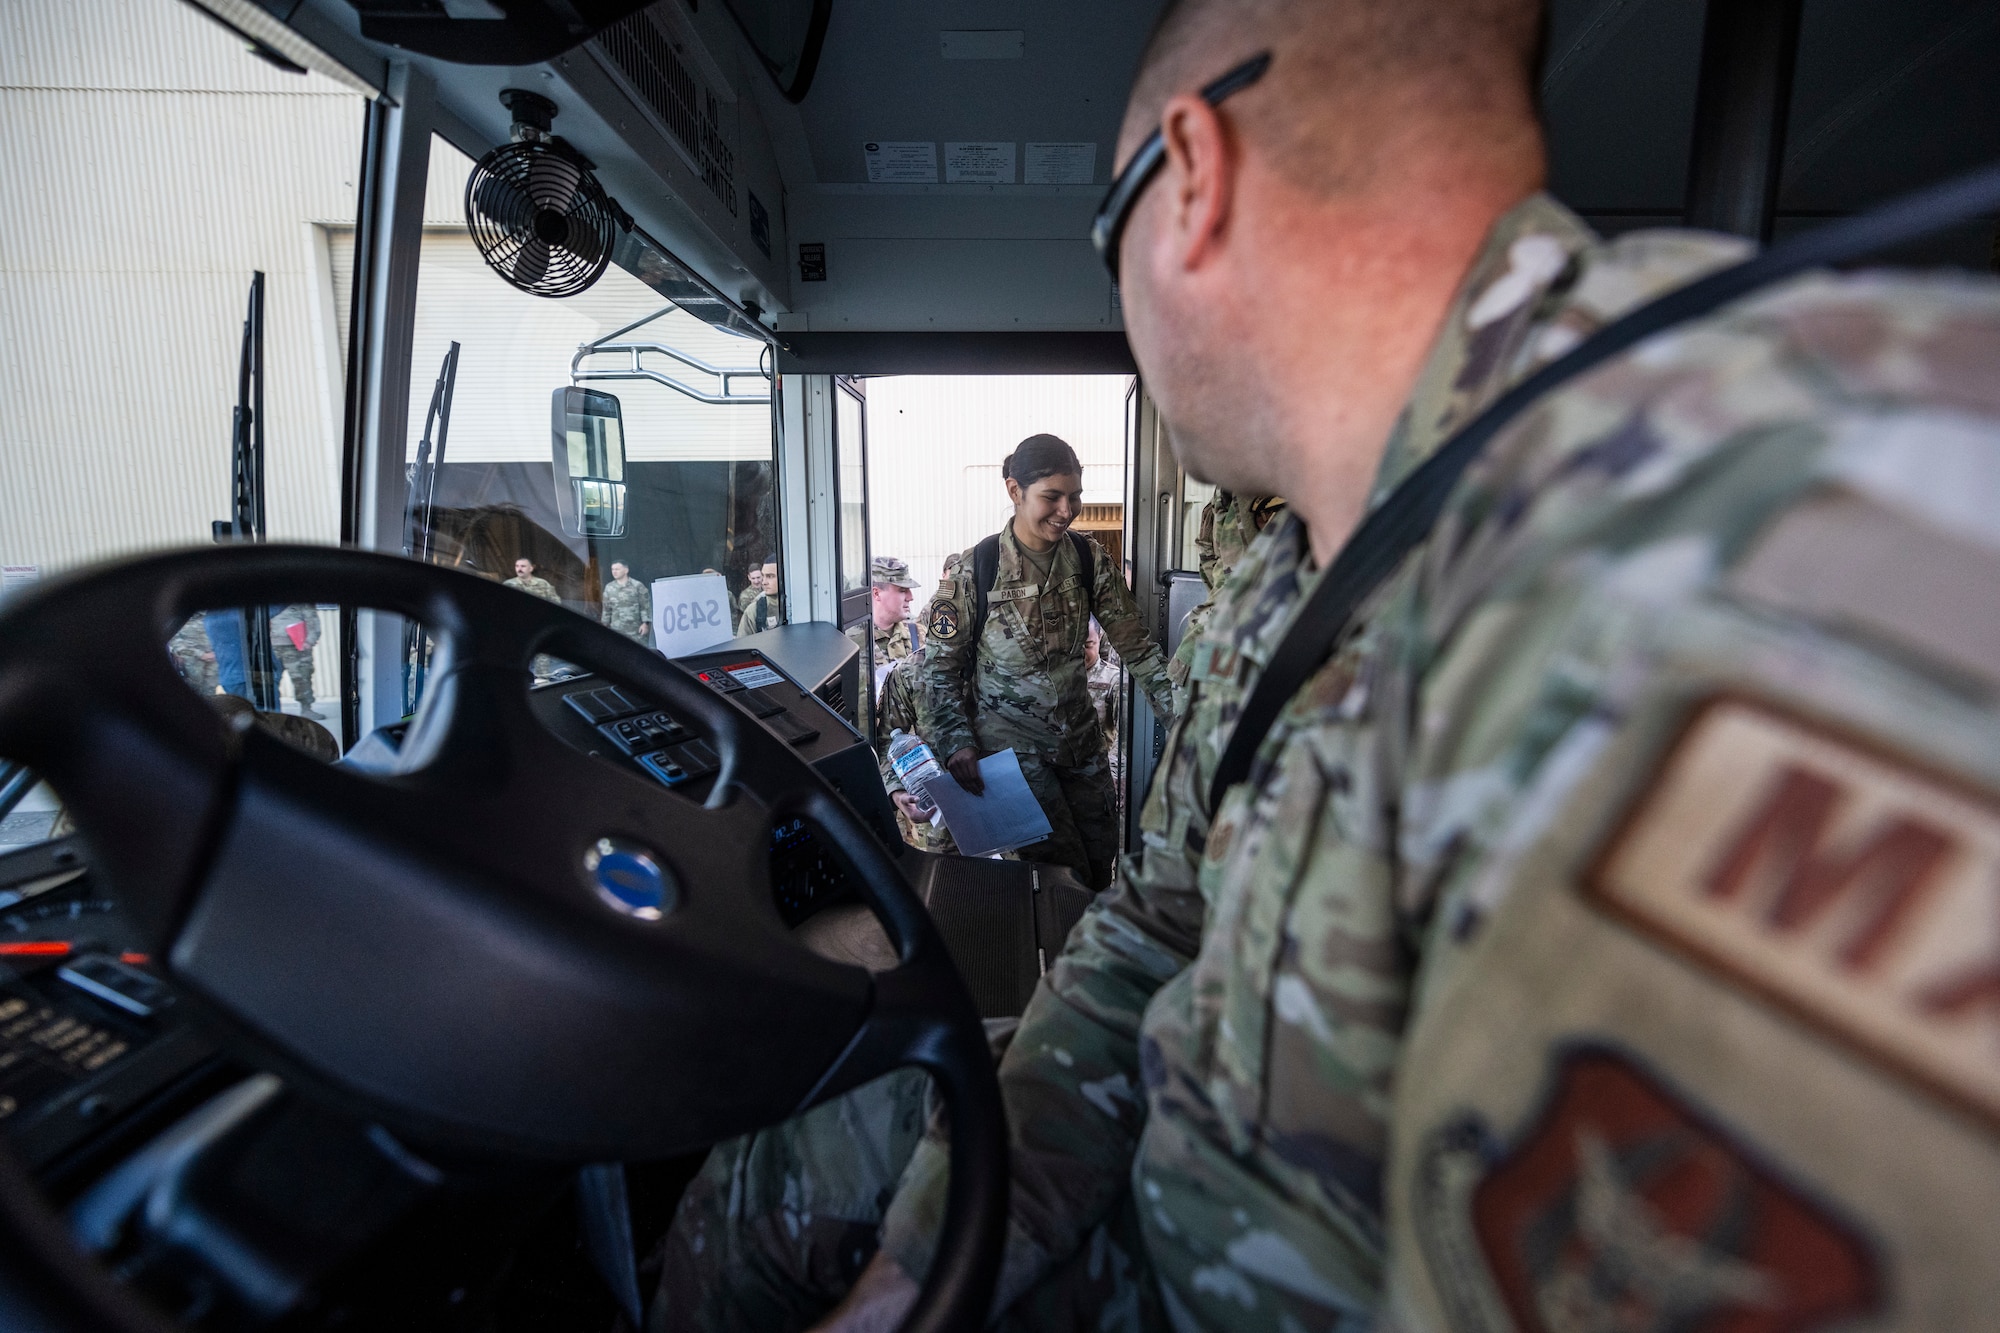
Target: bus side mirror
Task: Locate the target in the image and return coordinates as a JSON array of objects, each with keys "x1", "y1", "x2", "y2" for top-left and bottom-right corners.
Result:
[{"x1": 551, "y1": 386, "x2": 628, "y2": 538}]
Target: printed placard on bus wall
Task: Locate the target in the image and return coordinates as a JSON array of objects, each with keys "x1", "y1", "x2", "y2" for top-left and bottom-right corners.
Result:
[
  {"x1": 944, "y1": 142, "x2": 1017, "y2": 183},
  {"x1": 650, "y1": 574, "x2": 734, "y2": 657},
  {"x1": 1023, "y1": 142, "x2": 1096, "y2": 185},
  {"x1": 863, "y1": 141, "x2": 938, "y2": 183}
]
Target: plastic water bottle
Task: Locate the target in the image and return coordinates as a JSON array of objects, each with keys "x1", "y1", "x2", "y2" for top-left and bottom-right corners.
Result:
[{"x1": 887, "y1": 729, "x2": 941, "y2": 818}]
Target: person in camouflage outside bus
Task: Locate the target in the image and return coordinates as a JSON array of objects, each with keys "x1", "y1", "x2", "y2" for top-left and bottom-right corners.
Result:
[
  {"x1": 503, "y1": 556, "x2": 559, "y2": 603},
  {"x1": 738, "y1": 561, "x2": 784, "y2": 636},
  {"x1": 268, "y1": 604, "x2": 322, "y2": 719},
  {"x1": 918, "y1": 434, "x2": 1174, "y2": 890},
  {"x1": 874, "y1": 643, "x2": 956, "y2": 856},
  {"x1": 736, "y1": 564, "x2": 766, "y2": 619},
  {"x1": 846, "y1": 555, "x2": 922, "y2": 688},
  {"x1": 1084, "y1": 618, "x2": 1125, "y2": 824},
  {"x1": 505, "y1": 557, "x2": 562, "y2": 678},
  {"x1": 600, "y1": 560, "x2": 651, "y2": 644},
  {"x1": 1166, "y1": 489, "x2": 1285, "y2": 702},
  {"x1": 168, "y1": 615, "x2": 218, "y2": 696}
]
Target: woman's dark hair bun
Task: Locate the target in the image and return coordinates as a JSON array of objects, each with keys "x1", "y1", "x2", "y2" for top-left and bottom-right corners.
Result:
[{"x1": 1002, "y1": 433, "x2": 1083, "y2": 487}]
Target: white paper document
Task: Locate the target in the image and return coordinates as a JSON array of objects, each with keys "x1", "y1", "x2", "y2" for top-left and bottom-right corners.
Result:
[{"x1": 925, "y1": 748, "x2": 1052, "y2": 857}]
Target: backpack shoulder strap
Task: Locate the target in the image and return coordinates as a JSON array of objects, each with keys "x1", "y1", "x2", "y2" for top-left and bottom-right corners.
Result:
[
  {"x1": 1206, "y1": 156, "x2": 2000, "y2": 815},
  {"x1": 1069, "y1": 530, "x2": 1096, "y2": 617},
  {"x1": 969, "y1": 533, "x2": 1002, "y2": 648}
]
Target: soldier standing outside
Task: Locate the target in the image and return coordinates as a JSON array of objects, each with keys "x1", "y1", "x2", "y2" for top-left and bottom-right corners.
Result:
[
  {"x1": 737, "y1": 561, "x2": 784, "y2": 635},
  {"x1": 268, "y1": 604, "x2": 323, "y2": 719},
  {"x1": 600, "y1": 560, "x2": 651, "y2": 644},
  {"x1": 846, "y1": 556, "x2": 922, "y2": 681},
  {"x1": 735, "y1": 564, "x2": 765, "y2": 620},
  {"x1": 1083, "y1": 618, "x2": 1124, "y2": 824},
  {"x1": 168, "y1": 615, "x2": 218, "y2": 696},
  {"x1": 503, "y1": 556, "x2": 559, "y2": 603},
  {"x1": 874, "y1": 641, "x2": 957, "y2": 855},
  {"x1": 919, "y1": 434, "x2": 1173, "y2": 891},
  {"x1": 505, "y1": 557, "x2": 562, "y2": 679}
]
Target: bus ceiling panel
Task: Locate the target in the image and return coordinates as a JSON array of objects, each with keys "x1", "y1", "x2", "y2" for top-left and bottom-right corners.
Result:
[
  {"x1": 282, "y1": 0, "x2": 794, "y2": 324},
  {"x1": 778, "y1": 236, "x2": 1116, "y2": 333},
  {"x1": 792, "y1": 0, "x2": 1162, "y2": 189},
  {"x1": 1543, "y1": 0, "x2": 2000, "y2": 231},
  {"x1": 774, "y1": 332, "x2": 1136, "y2": 377}
]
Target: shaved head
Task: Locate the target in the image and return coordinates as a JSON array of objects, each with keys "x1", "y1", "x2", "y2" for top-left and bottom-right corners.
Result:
[
  {"x1": 1120, "y1": 0, "x2": 1545, "y2": 191},
  {"x1": 1111, "y1": 0, "x2": 1551, "y2": 567}
]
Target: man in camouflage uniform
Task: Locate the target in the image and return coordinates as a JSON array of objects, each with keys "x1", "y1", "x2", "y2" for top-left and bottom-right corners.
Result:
[
  {"x1": 505, "y1": 557, "x2": 562, "y2": 679},
  {"x1": 601, "y1": 560, "x2": 652, "y2": 644},
  {"x1": 503, "y1": 556, "x2": 560, "y2": 604},
  {"x1": 168, "y1": 615, "x2": 218, "y2": 696},
  {"x1": 736, "y1": 564, "x2": 766, "y2": 619},
  {"x1": 673, "y1": 4, "x2": 2000, "y2": 1331},
  {"x1": 845, "y1": 556, "x2": 923, "y2": 678},
  {"x1": 1084, "y1": 619, "x2": 1125, "y2": 824},
  {"x1": 920, "y1": 525, "x2": 1172, "y2": 890},
  {"x1": 1166, "y1": 490, "x2": 1284, "y2": 701},
  {"x1": 268, "y1": 604, "x2": 322, "y2": 719},
  {"x1": 874, "y1": 644, "x2": 956, "y2": 854},
  {"x1": 738, "y1": 561, "x2": 785, "y2": 636}
]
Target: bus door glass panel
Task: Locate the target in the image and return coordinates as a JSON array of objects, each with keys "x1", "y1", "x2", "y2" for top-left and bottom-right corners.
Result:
[{"x1": 833, "y1": 377, "x2": 872, "y2": 730}]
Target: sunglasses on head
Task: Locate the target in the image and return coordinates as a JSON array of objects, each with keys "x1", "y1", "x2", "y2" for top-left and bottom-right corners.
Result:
[{"x1": 1090, "y1": 51, "x2": 1273, "y2": 279}]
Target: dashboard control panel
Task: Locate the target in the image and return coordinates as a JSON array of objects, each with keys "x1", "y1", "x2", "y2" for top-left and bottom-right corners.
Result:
[
  {"x1": 527, "y1": 648, "x2": 905, "y2": 928},
  {"x1": 0, "y1": 839, "x2": 222, "y2": 1180}
]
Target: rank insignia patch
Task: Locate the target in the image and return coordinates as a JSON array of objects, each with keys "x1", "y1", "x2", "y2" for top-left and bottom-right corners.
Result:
[
  {"x1": 1590, "y1": 696, "x2": 2000, "y2": 1128},
  {"x1": 927, "y1": 600, "x2": 961, "y2": 642},
  {"x1": 1465, "y1": 1048, "x2": 1879, "y2": 1333}
]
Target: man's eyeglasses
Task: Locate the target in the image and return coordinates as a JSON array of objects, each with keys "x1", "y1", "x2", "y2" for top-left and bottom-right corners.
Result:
[{"x1": 1090, "y1": 51, "x2": 1272, "y2": 278}]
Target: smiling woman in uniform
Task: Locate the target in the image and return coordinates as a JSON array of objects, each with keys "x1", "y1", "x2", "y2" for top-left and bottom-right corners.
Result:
[{"x1": 919, "y1": 433, "x2": 1174, "y2": 889}]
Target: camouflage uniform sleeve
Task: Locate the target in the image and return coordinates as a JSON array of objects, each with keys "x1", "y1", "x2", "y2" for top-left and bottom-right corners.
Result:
[
  {"x1": 875, "y1": 662, "x2": 916, "y2": 796},
  {"x1": 916, "y1": 557, "x2": 977, "y2": 761},
  {"x1": 879, "y1": 773, "x2": 1209, "y2": 1309},
  {"x1": 300, "y1": 604, "x2": 322, "y2": 647},
  {"x1": 1089, "y1": 537, "x2": 1175, "y2": 722}
]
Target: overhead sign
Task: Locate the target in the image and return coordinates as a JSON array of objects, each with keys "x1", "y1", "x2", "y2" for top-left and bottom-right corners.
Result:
[{"x1": 650, "y1": 574, "x2": 734, "y2": 658}]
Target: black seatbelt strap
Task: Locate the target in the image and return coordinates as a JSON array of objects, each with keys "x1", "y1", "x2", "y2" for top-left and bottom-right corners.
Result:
[{"x1": 1208, "y1": 157, "x2": 2000, "y2": 814}]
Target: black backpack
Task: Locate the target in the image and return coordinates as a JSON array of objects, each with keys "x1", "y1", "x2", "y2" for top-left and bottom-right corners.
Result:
[{"x1": 968, "y1": 528, "x2": 1096, "y2": 648}]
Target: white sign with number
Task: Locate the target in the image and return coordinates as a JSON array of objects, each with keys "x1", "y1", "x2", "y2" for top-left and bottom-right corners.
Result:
[{"x1": 650, "y1": 574, "x2": 734, "y2": 658}]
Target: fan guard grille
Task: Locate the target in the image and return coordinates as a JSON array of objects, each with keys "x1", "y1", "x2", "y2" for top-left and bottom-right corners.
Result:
[{"x1": 464, "y1": 140, "x2": 621, "y2": 299}]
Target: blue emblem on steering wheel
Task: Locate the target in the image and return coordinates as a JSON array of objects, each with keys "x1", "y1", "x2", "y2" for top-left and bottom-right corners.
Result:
[{"x1": 584, "y1": 838, "x2": 674, "y2": 921}]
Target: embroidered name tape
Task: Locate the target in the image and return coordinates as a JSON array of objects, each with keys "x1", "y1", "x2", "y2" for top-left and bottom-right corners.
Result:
[{"x1": 1590, "y1": 697, "x2": 2000, "y2": 1128}]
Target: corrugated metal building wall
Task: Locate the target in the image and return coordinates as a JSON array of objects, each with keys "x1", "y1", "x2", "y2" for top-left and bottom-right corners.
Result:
[
  {"x1": 0, "y1": 0, "x2": 366, "y2": 574},
  {"x1": 0, "y1": 4, "x2": 772, "y2": 586},
  {"x1": 862, "y1": 375, "x2": 1131, "y2": 612}
]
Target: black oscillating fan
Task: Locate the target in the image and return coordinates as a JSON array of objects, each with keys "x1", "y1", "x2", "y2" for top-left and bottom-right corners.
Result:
[{"x1": 465, "y1": 90, "x2": 629, "y2": 298}]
